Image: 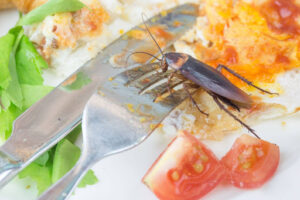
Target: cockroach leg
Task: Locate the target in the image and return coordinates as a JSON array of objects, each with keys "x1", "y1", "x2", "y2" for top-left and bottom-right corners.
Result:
[
  {"x1": 167, "y1": 72, "x2": 176, "y2": 97},
  {"x1": 217, "y1": 95, "x2": 241, "y2": 112},
  {"x1": 155, "y1": 80, "x2": 186, "y2": 100},
  {"x1": 217, "y1": 64, "x2": 278, "y2": 95},
  {"x1": 209, "y1": 92, "x2": 260, "y2": 139},
  {"x1": 183, "y1": 84, "x2": 209, "y2": 117}
]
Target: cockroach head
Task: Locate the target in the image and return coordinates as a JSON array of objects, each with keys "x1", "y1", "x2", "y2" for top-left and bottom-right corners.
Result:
[{"x1": 164, "y1": 52, "x2": 188, "y2": 71}]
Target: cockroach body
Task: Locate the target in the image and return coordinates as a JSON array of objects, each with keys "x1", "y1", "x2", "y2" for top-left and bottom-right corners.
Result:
[
  {"x1": 163, "y1": 52, "x2": 253, "y2": 109},
  {"x1": 129, "y1": 17, "x2": 278, "y2": 139}
]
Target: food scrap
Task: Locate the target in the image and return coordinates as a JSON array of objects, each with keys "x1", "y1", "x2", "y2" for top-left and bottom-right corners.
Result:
[
  {"x1": 126, "y1": 103, "x2": 135, "y2": 113},
  {"x1": 150, "y1": 123, "x2": 163, "y2": 131}
]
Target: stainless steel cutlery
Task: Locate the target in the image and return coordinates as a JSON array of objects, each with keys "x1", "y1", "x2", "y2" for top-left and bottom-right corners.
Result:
[{"x1": 0, "y1": 3, "x2": 198, "y2": 198}]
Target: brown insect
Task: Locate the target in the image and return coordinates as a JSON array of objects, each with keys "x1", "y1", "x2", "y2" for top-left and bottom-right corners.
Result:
[{"x1": 129, "y1": 19, "x2": 277, "y2": 139}]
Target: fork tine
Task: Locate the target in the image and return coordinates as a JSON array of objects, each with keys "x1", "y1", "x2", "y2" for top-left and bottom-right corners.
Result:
[
  {"x1": 110, "y1": 55, "x2": 201, "y2": 110},
  {"x1": 124, "y1": 62, "x2": 161, "y2": 85},
  {"x1": 138, "y1": 71, "x2": 172, "y2": 94},
  {"x1": 122, "y1": 62, "x2": 196, "y2": 103}
]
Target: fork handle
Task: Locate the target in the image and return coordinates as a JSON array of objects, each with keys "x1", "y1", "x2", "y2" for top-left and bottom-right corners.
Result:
[
  {"x1": 0, "y1": 151, "x2": 22, "y2": 188},
  {"x1": 38, "y1": 158, "x2": 91, "y2": 200}
]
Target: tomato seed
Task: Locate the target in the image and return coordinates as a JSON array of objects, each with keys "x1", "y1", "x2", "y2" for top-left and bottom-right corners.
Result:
[
  {"x1": 193, "y1": 163, "x2": 204, "y2": 173},
  {"x1": 201, "y1": 154, "x2": 209, "y2": 162},
  {"x1": 171, "y1": 171, "x2": 180, "y2": 181},
  {"x1": 242, "y1": 162, "x2": 252, "y2": 169}
]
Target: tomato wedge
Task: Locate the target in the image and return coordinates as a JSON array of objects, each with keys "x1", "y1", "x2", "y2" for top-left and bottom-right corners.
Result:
[
  {"x1": 221, "y1": 134, "x2": 280, "y2": 189},
  {"x1": 143, "y1": 131, "x2": 225, "y2": 200}
]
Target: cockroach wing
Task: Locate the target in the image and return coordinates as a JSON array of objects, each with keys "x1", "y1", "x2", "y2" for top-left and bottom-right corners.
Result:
[{"x1": 180, "y1": 56, "x2": 253, "y2": 108}]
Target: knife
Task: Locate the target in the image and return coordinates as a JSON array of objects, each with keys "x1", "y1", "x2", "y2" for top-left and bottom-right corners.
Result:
[{"x1": 0, "y1": 3, "x2": 198, "y2": 188}]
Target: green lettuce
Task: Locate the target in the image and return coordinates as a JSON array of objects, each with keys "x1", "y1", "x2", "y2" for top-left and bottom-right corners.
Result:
[
  {"x1": 34, "y1": 151, "x2": 50, "y2": 166},
  {"x1": 52, "y1": 139, "x2": 98, "y2": 188},
  {"x1": 5, "y1": 27, "x2": 24, "y2": 109},
  {"x1": 19, "y1": 162, "x2": 53, "y2": 194},
  {"x1": 0, "y1": 105, "x2": 22, "y2": 139},
  {"x1": 0, "y1": 27, "x2": 50, "y2": 139},
  {"x1": 0, "y1": 3, "x2": 98, "y2": 193},
  {"x1": 21, "y1": 85, "x2": 53, "y2": 108},
  {"x1": 20, "y1": 134, "x2": 98, "y2": 194},
  {"x1": 16, "y1": 36, "x2": 48, "y2": 85},
  {"x1": 0, "y1": 33, "x2": 14, "y2": 89},
  {"x1": 18, "y1": 0, "x2": 86, "y2": 26}
]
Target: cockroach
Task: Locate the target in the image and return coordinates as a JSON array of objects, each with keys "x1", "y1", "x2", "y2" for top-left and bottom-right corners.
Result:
[{"x1": 129, "y1": 18, "x2": 278, "y2": 139}]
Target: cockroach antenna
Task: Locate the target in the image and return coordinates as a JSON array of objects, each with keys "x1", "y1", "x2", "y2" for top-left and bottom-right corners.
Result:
[
  {"x1": 141, "y1": 14, "x2": 165, "y2": 57},
  {"x1": 126, "y1": 14, "x2": 165, "y2": 66},
  {"x1": 127, "y1": 51, "x2": 162, "y2": 62},
  {"x1": 125, "y1": 51, "x2": 162, "y2": 66}
]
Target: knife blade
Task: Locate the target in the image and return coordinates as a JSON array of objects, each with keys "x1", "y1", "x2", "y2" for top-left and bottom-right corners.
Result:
[{"x1": 0, "y1": 3, "x2": 198, "y2": 188}]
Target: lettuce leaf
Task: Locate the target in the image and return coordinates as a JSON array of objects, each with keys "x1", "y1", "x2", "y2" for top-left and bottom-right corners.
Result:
[
  {"x1": 78, "y1": 170, "x2": 98, "y2": 188},
  {"x1": 5, "y1": 27, "x2": 24, "y2": 109},
  {"x1": 0, "y1": 104, "x2": 22, "y2": 140},
  {"x1": 19, "y1": 163, "x2": 52, "y2": 194},
  {"x1": 34, "y1": 151, "x2": 50, "y2": 166},
  {"x1": 16, "y1": 36, "x2": 48, "y2": 85},
  {"x1": 52, "y1": 139, "x2": 98, "y2": 188},
  {"x1": 20, "y1": 136, "x2": 98, "y2": 194},
  {"x1": 65, "y1": 125, "x2": 82, "y2": 143},
  {"x1": 21, "y1": 84, "x2": 53, "y2": 109},
  {"x1": 1, "y1": 6, "x2": 99, "y2": 195},
  {"x1": 0, "y1": 34, "x2": 14, "y2": 90},
  {"x1": 0, "y1": 90, "x2": 11, "y2": 111},
  {"x1": 18, "y1": 0, "x2": 85, "y2": 26},
  {"x1": 0, "y1": 27, "x2": 52, "y2": 139}
]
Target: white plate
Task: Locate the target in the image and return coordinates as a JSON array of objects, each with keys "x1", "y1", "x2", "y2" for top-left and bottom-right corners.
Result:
[{"x1": 0, "y1": 8, "x2": 299, "y2": 200}]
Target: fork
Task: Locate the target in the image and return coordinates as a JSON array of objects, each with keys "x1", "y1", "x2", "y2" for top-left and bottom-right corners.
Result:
[{"x1": 38, "y1": 56, "x2": 196, "y2": 199}]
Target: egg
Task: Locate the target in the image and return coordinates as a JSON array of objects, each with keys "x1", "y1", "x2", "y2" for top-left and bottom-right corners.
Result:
[
  {"x1": 165, "y1": 0, "x2": 300, "y2": 139},
  {"x1": 25, "y1": 0, "x2": 300, "y2": 139}
]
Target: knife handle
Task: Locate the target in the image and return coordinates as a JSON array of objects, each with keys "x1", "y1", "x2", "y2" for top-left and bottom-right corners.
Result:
[{"x1": 0, "y1": 151, "x2": 21, "y2": 188}]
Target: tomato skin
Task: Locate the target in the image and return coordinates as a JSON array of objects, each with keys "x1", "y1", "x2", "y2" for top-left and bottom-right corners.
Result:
[
  {"x1": 143, "y1": 131, "x2": 225, "y2": 200},
  {"x1": 221, "y1": 134, "x2": 280, "y2": 189}
]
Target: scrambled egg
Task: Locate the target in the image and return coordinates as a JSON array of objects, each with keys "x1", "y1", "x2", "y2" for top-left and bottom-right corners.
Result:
[
  {"x1": 26, "y1": 0, "x2": 109, "y2": 84},
  {"x1": 172, "y1": 0, "x2": 300, "y2": 139},
  {"x1": 25, "y1": 0, "x2": 300, "y2": 139},
  {"x1": 186, "y1": 0, "x2": 300, "y2": 87}
]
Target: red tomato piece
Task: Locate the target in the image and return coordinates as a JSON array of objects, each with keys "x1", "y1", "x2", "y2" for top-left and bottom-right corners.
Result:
[
  {"x1": 221, "y1": 134, "x2": 280, "y2": 189},
  {"x1": 142, "y1": 131, "x2": 225, "y2": 200}
]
